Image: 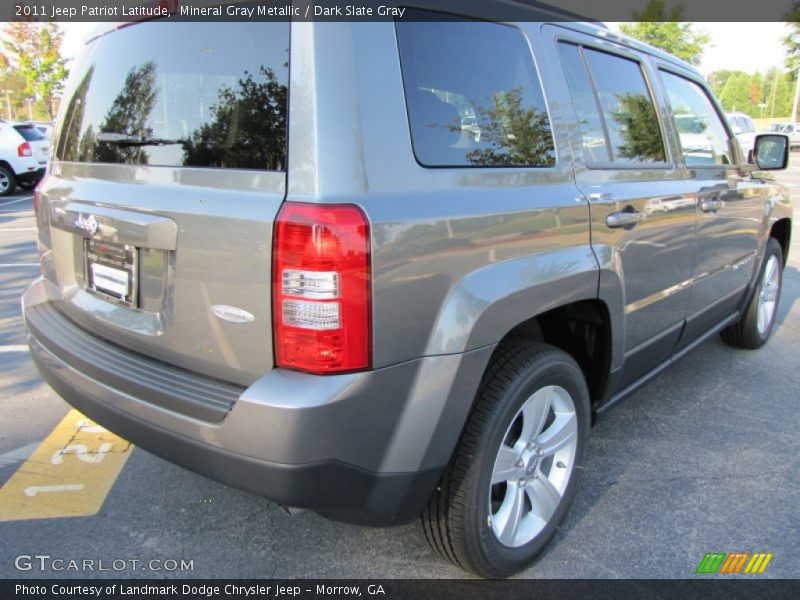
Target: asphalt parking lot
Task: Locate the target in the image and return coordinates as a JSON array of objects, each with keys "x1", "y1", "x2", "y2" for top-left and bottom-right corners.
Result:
[{"x1": 0, "y1": 167, "x2": 798, "y2": 580}]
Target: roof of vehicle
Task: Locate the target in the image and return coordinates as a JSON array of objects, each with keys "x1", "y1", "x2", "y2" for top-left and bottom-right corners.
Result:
[
  {"x1": 727, "y1": 112, "x2": 755, "y2": 119},
  {"x1": 81, "y1": 6, "x2": 701, "y2": 81}
]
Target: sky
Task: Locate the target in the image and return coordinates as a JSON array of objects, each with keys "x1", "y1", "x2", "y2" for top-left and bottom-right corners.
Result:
[{"x1": 59, "y1": 21, "x2": 792, "y2": 76}]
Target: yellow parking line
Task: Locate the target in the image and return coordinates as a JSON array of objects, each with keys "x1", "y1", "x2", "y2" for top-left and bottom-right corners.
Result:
[{"x1": 0, "y1": 409, "x2": 133, "y2": 521}]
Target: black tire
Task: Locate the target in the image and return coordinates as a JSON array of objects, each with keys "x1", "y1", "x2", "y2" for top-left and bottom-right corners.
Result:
[
  {"x1": 721, "y1": 237, "x2": 784, "y2": 349},
  {"x1": 0, "y1": 166, "x2": 16, "y2": 197},
  {"x1": 420, "y1": 340, "x2": 590, "y2": 578}
]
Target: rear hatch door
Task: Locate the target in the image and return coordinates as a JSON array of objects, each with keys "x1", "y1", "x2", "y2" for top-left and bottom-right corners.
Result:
[{"x1": 39, "y1": 20, "x2": 289, "y2": 386}]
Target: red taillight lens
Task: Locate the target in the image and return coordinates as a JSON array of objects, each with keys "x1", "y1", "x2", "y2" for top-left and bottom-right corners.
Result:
[
  {"x1": 273, "y1": 202, "x2": 371, "y2": 374},
  {"x1": 17, "y1": 142, "x2": 32, "y2": 157}
]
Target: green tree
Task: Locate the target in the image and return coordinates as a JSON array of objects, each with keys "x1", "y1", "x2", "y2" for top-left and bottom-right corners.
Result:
[
  {"x1": 612, "y1": 93, "x2": 666, "y2": 162},
  {"x1": 619, "y1": 0, "x2": 710, "y2": 66},
  {"x1": 783, "y1": 2, "x2": 800, "y2": 75},
  {"x1": 762, "y1": 68, "x2": 793, "y2": 118},
  {"x1": 718, "y1": 71, "x2": 755, "y2": 114},
  {"x1": 58, "y1": 66, "x2": 95, "y2": 161},
  {"x1": 94, "y1": 62, "x2": 158, "y2": 165},
  {"x1": 463, "y1": 87, "x2": 555, "y2": 167},
  {"x1": 2, "y1": 22, "x2": 69, "y2": 119},
  {"x1": 183, "y1": 66, "x2": 288, "y2": 170}
]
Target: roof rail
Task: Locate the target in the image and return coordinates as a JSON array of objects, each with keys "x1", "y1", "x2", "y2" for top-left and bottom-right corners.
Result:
[{"x1": 511, "y1": 0, "x2": 608, "y2": 25}]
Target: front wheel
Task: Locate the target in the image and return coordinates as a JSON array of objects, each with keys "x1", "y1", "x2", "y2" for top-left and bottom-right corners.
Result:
[
  {"x1": 721, "y1": 237, "x2": 783, "y2": 349},
  {"x1": 420, "y1": 341, "x2": 590, "y2": 578}
]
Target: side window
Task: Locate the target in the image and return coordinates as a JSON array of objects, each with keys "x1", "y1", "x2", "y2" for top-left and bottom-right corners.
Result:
[
  {"x1": 558, "y1": 43, "x2": 611, "y2": 163},
  {"x1": 660, "y1": 71, "x2": 733, "y2": 167},
  {"x1": 582, "y1": 48, "x2": 666, "y2": 165},
  {"x1": 558, "y1": 42, "x2": 666, "y2": 166},
  {"x1": 396, "y1": 11, "x2": 555, "y2": 168}
]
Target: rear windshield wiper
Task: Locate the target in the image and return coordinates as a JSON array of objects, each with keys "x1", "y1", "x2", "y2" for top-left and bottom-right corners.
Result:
[{"x1": 96, "y1": 132, "x2": 191, "y2": 147}]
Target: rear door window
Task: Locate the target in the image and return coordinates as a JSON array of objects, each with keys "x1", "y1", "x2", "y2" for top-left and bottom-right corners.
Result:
[
  {"x1": 56, "y1": 21, "x2": 289, "y2": 171},
  {"x1": 558, "y1": 43, "x2": 666, "y2": 166},
  {"x1": 558, "y1": 43, "x2": 611, "y2": 164},
  {"x1": 396, "y1": 11, "x2": 555, "y2": 168}
]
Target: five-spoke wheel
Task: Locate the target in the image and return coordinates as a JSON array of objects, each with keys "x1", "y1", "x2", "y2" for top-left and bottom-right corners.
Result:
[{"x1": 421, "y1": 341, "x2": 589, "y2": 578}]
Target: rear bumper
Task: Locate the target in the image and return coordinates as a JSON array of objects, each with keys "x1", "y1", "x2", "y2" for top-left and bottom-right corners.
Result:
[
  {"x1": 16, "y1": 166, "x2": 46, "y2": 185},
  {"x1": 23, "y1": 278, "x2": 493, "y2": 525}
]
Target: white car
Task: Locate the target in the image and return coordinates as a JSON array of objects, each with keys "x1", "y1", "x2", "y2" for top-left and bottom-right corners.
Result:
[
  {"x1": 775, "y1": 122, "x2": 800, "y2": 150},
  {"x1": 0, "y1": 121, "x2": 49, "y2": 196},
  {"x1": 727, "y1": 112, "x2": 757, "y2": 161},
  {"x1": 29, "y1": 122, "x2": 54, "y2": 139}
]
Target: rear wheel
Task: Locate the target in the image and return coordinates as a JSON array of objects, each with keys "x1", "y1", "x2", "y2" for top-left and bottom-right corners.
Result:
[
  {"x1": 721, "y1": 237, "x2": 783, "y2": 349},
  {"x1": 420, "y1": 341, "x2": 590, "y2": 577},
  {"x1": 0, "y1": 166, "x2": 16, "y2": 197}
]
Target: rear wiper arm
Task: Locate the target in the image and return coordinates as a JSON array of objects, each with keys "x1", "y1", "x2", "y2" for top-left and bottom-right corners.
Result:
[{"x1": 96, "y1": 132, "x2": 190, "y2": 147}]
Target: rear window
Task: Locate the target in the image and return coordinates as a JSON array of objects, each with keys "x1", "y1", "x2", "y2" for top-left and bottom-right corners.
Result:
[
  {"x1": 56, "y1": 21, "x2": 289, "y2": 171},
  {"x1": 396, "y1": 11, "x2": 555, "y2": 168},
  {"x1": 14, "y1": 125, "x2": 46, "y2": 142}
]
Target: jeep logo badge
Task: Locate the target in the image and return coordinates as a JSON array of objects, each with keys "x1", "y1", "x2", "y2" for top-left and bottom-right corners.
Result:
[{"x1": 74, "y1": 214, "x2": 99, "y2": 236}]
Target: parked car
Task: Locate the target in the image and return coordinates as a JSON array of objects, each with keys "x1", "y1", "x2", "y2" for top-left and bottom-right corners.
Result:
[
  {"x1": 29, "y1": 121, "x2": 54, "y2": 139},
  {"x1": 727, "y1": 112, "x2": 758, "y2": 161},
  {"x1": 776, "y1": 122, "x2": 800, "y2": 149},
  {"x1": 0, "y1": 120, "x2": 48, "y2": 196},
  {"x1": 24, "y1": 14, "x2": 792, "y2": 578}
]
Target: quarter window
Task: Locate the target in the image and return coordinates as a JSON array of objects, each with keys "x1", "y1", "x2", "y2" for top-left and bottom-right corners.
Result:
[
  {"x1": 396, "y1": 11, "x2": 555, "y2": 168},
  {"x1": 660, "y1": 71, "x2": 733, "y2": 167}
]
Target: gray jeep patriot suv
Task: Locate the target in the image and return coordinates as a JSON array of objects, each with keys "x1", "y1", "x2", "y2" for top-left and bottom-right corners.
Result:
[{"x1": 24, "y1": 10, "x2": 792, "y2": 577}]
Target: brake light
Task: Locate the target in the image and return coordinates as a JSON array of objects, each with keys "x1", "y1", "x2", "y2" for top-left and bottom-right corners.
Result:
[
  {"x1": 273, "y1": 202, "x2": 371, "y2": 374},
  {"x1": 18, "y1": 142, "x2": 32, "y2": 157}
]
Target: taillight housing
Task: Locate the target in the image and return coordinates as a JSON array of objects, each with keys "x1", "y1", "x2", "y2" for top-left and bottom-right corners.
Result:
[
  {"x1": 273, "y1": 202, "x2": 371, "y2": 374},
  {"x1": 18, "y1": 142, "x2": 32, "y2": 157}
]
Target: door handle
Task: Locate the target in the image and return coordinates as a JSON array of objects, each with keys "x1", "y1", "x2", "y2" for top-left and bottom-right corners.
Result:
[
  {"x1": 700, "y1": 198, "x2": 722, "y2": 212},
  {"x1": 606, "y1": 210, "x2": 645, "y2": 229}
]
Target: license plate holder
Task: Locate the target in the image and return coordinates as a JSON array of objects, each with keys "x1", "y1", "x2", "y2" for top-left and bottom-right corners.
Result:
[{"x1": 85, "y1": 239, "x2": 138, "y2": 307}]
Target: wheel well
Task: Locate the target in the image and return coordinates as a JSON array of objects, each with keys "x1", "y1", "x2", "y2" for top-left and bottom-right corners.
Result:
[
  {"x1": 0, "y1": 160, "x2": 14, "y2": 174},
  {"x1": 499, "y1": 300, "x2": 611, "y2": 411},
  {"x1": 770, "y1": 218, "x2": 791, "y2": 266}
]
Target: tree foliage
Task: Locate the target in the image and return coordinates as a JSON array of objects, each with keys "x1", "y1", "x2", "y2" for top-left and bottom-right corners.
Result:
[
  {"x1": 464, "y1": 87, "x2": 555, "y2": 167},
  {"x1": 93, "y1": 62, "x2": 158, "y2": 165},
  {"x1": 619, "y1": 0, "x2": 710, "y2": 66},
  {"x1": 612, "y1": 93, "x2": 666, "y2": 162},
  {"x1": 2, "y1": 22, "x2": 69, "y2": 119},
  {"x1": 708, "y1": 68, "x2": 794, "y2": 117},
  {"x1": 783, "y1": 2, "x2": 800, "y2": 75},
  {"x1": 183, "y1": 66, "x2": 288, "y2": 171}
]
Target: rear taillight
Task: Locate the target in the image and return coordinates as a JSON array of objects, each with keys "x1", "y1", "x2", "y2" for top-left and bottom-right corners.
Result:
[
  {"x1": 17, "y1": 142, "x2": 32, "y2": 157},
  {"x1": 273, "y1": 202, "x2": 371, "y2": 374}
]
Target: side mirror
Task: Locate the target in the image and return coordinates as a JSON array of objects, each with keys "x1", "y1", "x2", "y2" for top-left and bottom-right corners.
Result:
[{"x1": 753, "y1": 134, "x2": 789, "y2": 170}]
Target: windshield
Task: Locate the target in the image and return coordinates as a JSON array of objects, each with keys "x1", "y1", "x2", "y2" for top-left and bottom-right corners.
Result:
[{"x1": 55, "y1": 21, "x2": 289, "y2": 171}]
